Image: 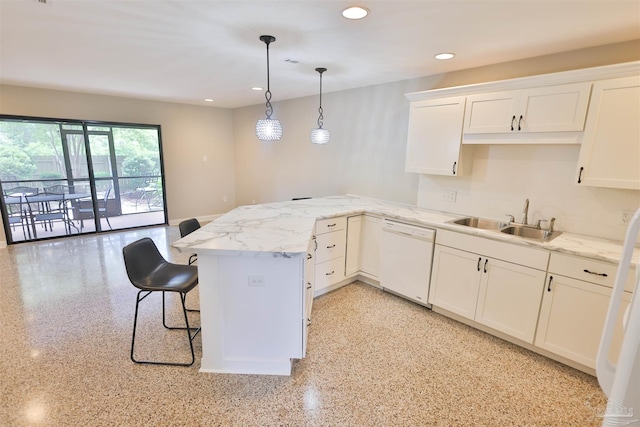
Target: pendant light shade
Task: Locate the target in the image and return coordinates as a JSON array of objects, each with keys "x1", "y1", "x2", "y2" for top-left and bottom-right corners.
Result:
[
  {"x1": 256, "y1": 35, "x2": 282, "y2": 142},
  {"x1": 311, "y1": 67, "x2": 330, "y2": 145}
]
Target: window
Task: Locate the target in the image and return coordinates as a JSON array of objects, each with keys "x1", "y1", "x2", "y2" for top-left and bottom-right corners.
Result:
[{"x1": 0, "y1": 116, "x2": 167, "y2": 243}]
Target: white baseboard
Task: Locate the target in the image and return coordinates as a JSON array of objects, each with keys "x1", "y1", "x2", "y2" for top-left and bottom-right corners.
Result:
[{"x1": 0, "y1": 240, "x2": 6, "y2": 249}]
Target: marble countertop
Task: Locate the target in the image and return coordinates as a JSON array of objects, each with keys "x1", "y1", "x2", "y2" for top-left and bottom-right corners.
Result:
[{"x1": 173, "y1": 195, "x2": 639, "y2": 266}]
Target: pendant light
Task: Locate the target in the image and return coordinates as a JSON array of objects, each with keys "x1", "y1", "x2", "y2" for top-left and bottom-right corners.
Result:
[
  {"x1": 310, "y1": 67, "x2": 330, "y2": 145},
  {"x1": 255, "y1": 35, "x2": 282, "y2": 141}
]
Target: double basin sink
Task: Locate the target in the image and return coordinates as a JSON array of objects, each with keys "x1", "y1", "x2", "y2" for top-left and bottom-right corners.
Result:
[{"x1": 449, "y1": 216, "x2": 562, "y2": 242}]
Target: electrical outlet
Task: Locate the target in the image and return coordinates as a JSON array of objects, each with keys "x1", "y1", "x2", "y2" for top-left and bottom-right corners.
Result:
[
  {"x1": 619, "y1": 210, "x2": 635, "y2": 225},
  {"x1": 442, "y1": 190, "x2": 457, "y2": 203},
  {"x1": 248, "y1": 275, "x2": 265, "y2": 287}
]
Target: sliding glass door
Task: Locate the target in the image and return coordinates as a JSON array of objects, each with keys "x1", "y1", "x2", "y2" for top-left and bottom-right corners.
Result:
[{"x1": 0, "y1": 116, "x2": 167, "y2": 243}]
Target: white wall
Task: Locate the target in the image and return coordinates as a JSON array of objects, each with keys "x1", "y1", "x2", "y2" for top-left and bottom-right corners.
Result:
[{"x1": 417, "y1": 145, "x2": 640, "y2": 241}]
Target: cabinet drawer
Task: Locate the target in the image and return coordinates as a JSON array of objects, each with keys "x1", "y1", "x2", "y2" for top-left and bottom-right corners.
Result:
[
  {"x1": 548, "y1": 253, "x2": 636, "y2": 292},
  {"x1": 315, "y1": 257, "x2": 346, "y2": 291},
  {"x1": 316, "y1": 216, "x2": 347, "y2": 235},
  {"x1": 315, "y1": 230, "x2": 347, "y2": 263}
]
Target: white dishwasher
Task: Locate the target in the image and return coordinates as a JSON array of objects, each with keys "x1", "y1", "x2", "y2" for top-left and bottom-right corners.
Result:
[{"x1": 380, "y1": 219, "x2": 436, "y2": 306}]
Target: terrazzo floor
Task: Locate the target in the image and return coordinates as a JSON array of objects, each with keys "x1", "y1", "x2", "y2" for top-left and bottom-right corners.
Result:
[{"x1": 0, "y1": 226, "x2": 608, "y2": 426}]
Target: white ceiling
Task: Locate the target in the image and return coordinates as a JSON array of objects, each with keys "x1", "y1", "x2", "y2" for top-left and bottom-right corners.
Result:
[{"x1": 1, "y1": 0, "x2": 639, "y2": 109}]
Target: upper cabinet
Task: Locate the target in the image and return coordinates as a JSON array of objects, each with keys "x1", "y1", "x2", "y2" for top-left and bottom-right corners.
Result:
[
  {"x1": 405, "y1": 96, "x2": 466, "y2": 176},
  {"x1": 575, "y1": 75, "x2": 640, "y2": 190},
  {"x1": 463, "y1": 83, "x2": 592, "y2": 134}
]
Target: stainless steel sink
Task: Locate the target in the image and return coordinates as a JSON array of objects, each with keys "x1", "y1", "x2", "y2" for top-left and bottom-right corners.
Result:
[
  {"x1": 449, "y1": 217, "x2": 508, "y2": 230},
  {"x1": 500, "y1": 225, "x2": 562, "y2": 242}
]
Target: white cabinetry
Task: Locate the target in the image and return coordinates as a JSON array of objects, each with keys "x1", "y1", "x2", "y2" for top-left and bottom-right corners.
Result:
[
  {"x1": 429, "y1": 230, "x2": 549, "y2": 343},
  {"x1": 535, "y1": 253, "x2": 634, "y2": 369},
  {"x1": 345, "y1": 215, "x2": 362, "y2": 276},
  {"x1": 344, "y1": 214, "x2": 381, "y2": 280},
  {"x1": 576, "y1": 75, "x2": 640, "y2": 190},
  {"x1": 463, "y1": 83, "x2": 591, "y2": 134},
  {"x1": 360, "y1": 215, "x2": 381, "y2": 278},
  {"x1": 314, "y1": 217, "x2": 347, "y2": 293},
  {"x1": 405, "y1": 96, "x2": 466, "y2": 176},
  {"x1": 302, "y1": 236, "x2": 315, "y2": 355}
]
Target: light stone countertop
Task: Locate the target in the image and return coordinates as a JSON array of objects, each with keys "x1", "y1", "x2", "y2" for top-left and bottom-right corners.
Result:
[{"x1": 172, "y1": 194, "x2": 639, "y2": 266}]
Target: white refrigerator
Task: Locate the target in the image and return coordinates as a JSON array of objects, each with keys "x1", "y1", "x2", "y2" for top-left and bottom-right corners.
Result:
[{"x1": 597, "y1": 209, "x2": 640, "y2": 427}]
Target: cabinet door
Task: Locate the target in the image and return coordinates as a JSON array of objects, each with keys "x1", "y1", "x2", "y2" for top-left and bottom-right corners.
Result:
[
  {"x1": 576, "y1": 75, "x2": 640, "y2": 190},
  {"x1": 475, "y1": 258, "x2": 546, "y2": 343},
  {"x1": 535, "y1": 274, "x2": 631, "y2": 369},
  {"x1": 360, "y1": 215, "x2": 381, "y2": 277},
  {"x1": 518, "y1": 82, "x2": 591, "y2": 132},
  {"x1": 428, "y1": 245, "x2": 481, "y2": 320},
  {"x1": 405, "y1": 96, "x2": 466, "y2": 175},
  {"x1": 463, "y1": 90, "x2": 519, "y2": 134},
  {"x1": 303, "y1": 238, "x2": 315, "y2": 355},
  {"x1": 345, "y1": 215, "x2": 362, "y2": 276}
]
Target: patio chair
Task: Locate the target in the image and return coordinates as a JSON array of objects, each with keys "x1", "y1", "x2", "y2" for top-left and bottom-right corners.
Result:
[
  {"x1": 3, "y1": 195, "x2": 30, "y2": 240},
  {"x1": 79, "y1": 187, "x2": 113, "y2": 231},
  {"x1": 123, "y1": 237, "x2": 200, "y2": 366}
]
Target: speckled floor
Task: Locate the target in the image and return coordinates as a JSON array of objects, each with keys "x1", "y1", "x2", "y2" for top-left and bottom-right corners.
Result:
[{"x1": 1, "y1": 226, "x2": 608, "y2": 426}]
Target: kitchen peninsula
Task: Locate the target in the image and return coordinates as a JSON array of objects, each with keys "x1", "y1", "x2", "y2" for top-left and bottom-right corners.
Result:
[{"x1": 173, "y1": 195, "x2": 637, "y2": 376}]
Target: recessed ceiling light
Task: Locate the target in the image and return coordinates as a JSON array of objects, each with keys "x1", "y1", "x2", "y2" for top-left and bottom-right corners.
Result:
[
  {"x1": 342, "y1": 6, "x2": 369, "y2": 20},
  {"x1": 251, "y1": 87, "x2": 263, "y2": 91},
  {"x1": 204, "y1": 98, "x2": 214, "y2": 102},
  {"x1": 435, "y1": 53, "x2": 455, "y2": 60}
]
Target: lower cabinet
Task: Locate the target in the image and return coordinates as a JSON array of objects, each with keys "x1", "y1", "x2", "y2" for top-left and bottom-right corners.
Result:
[
  {"x1": 314, "y1": 216, "x2": 347, "y2": 293},
  {"x1": 428, "y1": 230, "x2": 548, "y2": 344},
  {"x1": 534, "y1": 253, "x2": 634, "y2": 369},
  {"x1": 344, "y1": 214, "x2": 381, "y2": 279},
  {"x1": 302, "y1": 236, "x2": 315, "y2": 355}
]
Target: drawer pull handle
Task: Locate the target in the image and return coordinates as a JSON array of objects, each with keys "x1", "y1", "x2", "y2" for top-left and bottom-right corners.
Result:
[
  {"x1": 477, "y1": 257, "x2": 481, "y2": 272},
  {"x1": 510, "y1": 115, "x2": 516, "y2": 131},
  {"x1": 307, "y1": 282, "x2": 312, "y2": 289},
  {"x1": 307, "y1": 253, "x2": 312, "y2": 260},
  {"x1": 327, "y1": 244, "x2": 336, "y2": 249},
  {"x1": 577, "y1": 166, "x2": 584, "y2": 184},
  {"x1": 327, "y1": 223, "x2": 337, "y2": 227},
  {"x1": 325, "y1": 270, "x2": 335, "y2": 276},
  {"x1": 452, "y1": 161, "x2": 457, "y2": 175},
  {"x1": 483, "y1": 259, "x2": 488, "y2": 274},
  {"x1": 307, "y1": 319, "x2": 311, "y2": 326},
  {"x1": 547, "y1": 275, "x2": 553, "y2": 292},
  {"x1": 518, "y1": 115, "x2": 523, "y2": 131},
  {"x1": 583, "y1": 269, "x2": 608, "y2": 277}
]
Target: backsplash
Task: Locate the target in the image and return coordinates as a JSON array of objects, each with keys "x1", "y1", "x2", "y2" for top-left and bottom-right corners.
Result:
[{"x1": 416, "y1": 144, "x2": 640, "y2": 242}]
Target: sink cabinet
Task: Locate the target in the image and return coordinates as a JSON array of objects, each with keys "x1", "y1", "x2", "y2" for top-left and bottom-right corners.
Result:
[
  {"x1": 429, "y1": 229, "x2": 549, "y2": 343},
  {"x1": 463, "y1": 83, "x2": 591, "y2": 134},
  {"x1": 575, "y1": 75, "x2": 640, "y2": 190}
]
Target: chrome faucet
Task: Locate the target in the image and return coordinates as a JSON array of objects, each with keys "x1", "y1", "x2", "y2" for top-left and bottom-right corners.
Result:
[
  {"x1": 536, "y1": 217, "x2": 556, "y2": 232},
  {"x1": 521, "y1": 198, "x2": 529, "y2": 225}
]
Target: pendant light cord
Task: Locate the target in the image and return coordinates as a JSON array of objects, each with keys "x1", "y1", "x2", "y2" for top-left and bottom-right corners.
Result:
[
  {"x1": 316, "y1": 67, "x2": 326, "y2": 128},
  {"x1": 265, "y1": 40, "x2": 273, "y2": 119}
]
